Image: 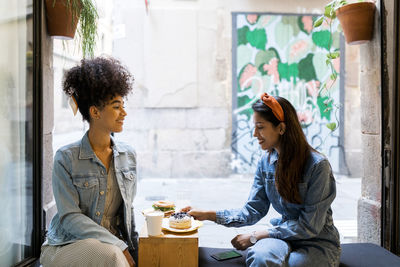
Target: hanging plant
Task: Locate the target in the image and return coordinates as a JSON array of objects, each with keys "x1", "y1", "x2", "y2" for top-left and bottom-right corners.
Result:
[
  {"x1": 313, "y1": 0, "x2": 375, "y2": 132},
  {"x1": 45, "y1": 0, "x2": 99, "y2": 58}
]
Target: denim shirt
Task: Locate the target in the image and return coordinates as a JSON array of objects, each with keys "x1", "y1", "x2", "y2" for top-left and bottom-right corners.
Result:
[
  {"x1": 45, "y1": 132, "x2": 137, "y2": 252},
  {"x1": 216, "y1": 149, "x2": 340, "y2": 246}
]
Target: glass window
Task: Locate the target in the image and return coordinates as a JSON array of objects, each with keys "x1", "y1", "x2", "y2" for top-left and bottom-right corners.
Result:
[{"x1": 0, "y1": 0, "x2": 34, "y2": 265}]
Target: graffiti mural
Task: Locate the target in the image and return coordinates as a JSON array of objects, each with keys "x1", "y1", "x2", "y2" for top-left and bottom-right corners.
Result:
[{"x1": 231, "y1": 13, "x2": 345, "y2": 174}]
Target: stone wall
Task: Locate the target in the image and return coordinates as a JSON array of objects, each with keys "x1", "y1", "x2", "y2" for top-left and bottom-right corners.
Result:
[
  {"x1": 112, "y1": 0, "x2": 359, "y2": 178},
  {"x1": 344, "y1": 44, "x2": 362, "y2": 177},
  {"x1": 358, "y1": 0, "x2": 382, "y2": 244},
  {"x1": 42, "y1": 2, "x2": 55, "y2": 228}
]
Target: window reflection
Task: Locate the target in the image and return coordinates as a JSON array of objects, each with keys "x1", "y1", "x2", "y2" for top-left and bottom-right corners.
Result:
[{"x1": 0, "y1": 0, "x2": 33, "y2": 265}]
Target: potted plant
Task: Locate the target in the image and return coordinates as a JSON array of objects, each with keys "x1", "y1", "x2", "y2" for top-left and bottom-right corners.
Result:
[
  {"x1": 312, "y1": 0, "x2": 376, "y2": 132},
  {"x1": 45, "y1": 0, "x2": 99, "y2": 58},
  {"x1": 314, "y1": 0, "x2": 376, "y2": 45}
]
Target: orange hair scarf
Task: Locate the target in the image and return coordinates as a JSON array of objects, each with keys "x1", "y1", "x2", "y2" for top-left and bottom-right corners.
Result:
[{"x1": 260, "y1": 93, "x2": 285, "y2": 122}]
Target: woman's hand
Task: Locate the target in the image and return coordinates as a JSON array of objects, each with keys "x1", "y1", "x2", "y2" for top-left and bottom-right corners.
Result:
[
  {"x1": 231, "y1": 234, "x2": 252, "y2": 250},
  {"x1": 180, "y1": 206, "x2": 216, "y2": 222},
  {"x1": 123, "y1": 249, "x2": 136, "y2": 267}
]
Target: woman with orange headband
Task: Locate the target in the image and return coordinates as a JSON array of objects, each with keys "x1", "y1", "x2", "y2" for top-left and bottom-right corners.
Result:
[{"x1": 183, "y1": 93, "x2": 341, "y2": 267}]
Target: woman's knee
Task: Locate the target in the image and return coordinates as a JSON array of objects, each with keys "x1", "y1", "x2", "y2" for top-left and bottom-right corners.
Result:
[
  {"x1": 90, "y1": 242, "x2": 127, "y2": 265},
  {"x1": 246, "y1": 238, "x2": 290, "y2": 267}
]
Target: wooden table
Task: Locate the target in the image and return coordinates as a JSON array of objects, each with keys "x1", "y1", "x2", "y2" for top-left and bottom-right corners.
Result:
[{"x1": 138, "y1": 224, "x2": 199, "y2": 267}]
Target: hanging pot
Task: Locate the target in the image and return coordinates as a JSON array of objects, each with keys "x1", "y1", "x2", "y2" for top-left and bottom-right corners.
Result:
[
  {"x1": 45, "y1": 0, "x2": 81, "y2": 39},
  {"x1": 336, "y1": 2, "x2": 376, "y2": 45}
]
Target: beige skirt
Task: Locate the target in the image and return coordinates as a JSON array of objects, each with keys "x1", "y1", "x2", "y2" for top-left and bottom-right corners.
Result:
[{"x1": 40, "y1": 238, "x2": 130, "y2": 267}]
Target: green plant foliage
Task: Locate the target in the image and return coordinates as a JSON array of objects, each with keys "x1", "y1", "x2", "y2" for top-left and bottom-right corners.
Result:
[
  {"x1": 326, "y1": 122, "x2": 337, "y2": 131},
  {"x1": 79, "y1": 0, "x2": 98, "y2": 58},
  {"x1": 53, "y1": 0, "x2": 99, "y2": 58},
  {"x1": 312, "y1": 0, "x2": 349, "y2": 132}
]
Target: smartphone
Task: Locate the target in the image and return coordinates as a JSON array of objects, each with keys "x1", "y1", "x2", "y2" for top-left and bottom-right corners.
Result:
[{"x1": 211, "y1": 250, "x2": 242, "y2": 261}]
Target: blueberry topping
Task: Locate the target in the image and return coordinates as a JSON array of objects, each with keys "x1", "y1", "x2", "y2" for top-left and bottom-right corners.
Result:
[{"x1": 171, "y1": 212, "x2": 191, "y2": 219}]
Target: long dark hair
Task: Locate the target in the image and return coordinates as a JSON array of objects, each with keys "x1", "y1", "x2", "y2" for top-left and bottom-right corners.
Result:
[{"x1": 252, "y1": 96, "x2": 311, "y2": 204}]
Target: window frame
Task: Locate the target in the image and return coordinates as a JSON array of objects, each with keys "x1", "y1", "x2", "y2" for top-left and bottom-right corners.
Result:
[{"x1": 14, "y1": 0, "x2": 43, "y2": 266}]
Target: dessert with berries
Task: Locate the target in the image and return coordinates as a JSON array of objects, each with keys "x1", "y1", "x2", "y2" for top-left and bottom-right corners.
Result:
[{"x1": 169, "y1": 212, "x2": 192, "y2": 229}]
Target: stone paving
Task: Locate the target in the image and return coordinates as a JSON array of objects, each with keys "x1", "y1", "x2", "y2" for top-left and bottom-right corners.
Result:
[{"x1": 133, "y1": 174, "x2": 361, "y2": 248}]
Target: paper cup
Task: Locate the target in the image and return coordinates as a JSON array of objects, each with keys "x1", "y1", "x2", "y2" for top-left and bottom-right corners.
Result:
[{"x1": 145, "y1": 211, "x2": 164, "y2": 236}]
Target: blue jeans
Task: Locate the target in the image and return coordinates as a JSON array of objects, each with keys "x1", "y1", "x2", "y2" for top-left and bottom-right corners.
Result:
[{"x1": 246, "y1": 238, "x2": 340, "y2": 267}]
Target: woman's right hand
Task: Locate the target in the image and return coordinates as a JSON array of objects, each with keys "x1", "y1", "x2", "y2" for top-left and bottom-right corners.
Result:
[
  {"x1": 123, "y1": 249, "x2": 135, "y2": 267},
  {"x1": 180, "y1": 206, "x2": 216, "y2": 222}
]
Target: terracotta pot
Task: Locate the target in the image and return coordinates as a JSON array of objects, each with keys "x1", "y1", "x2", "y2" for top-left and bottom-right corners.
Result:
[
  {"x1": 336, "y1": 2, "x2": 376, "y2": 45},
  {"x1": 45, "y1": 0, "x2": 81, "y2": 39}
]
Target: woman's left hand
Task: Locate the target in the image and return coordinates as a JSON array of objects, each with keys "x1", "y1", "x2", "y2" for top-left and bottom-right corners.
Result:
[{"x1": 231, "y1": 234, "x2": 252, "y2": 250}]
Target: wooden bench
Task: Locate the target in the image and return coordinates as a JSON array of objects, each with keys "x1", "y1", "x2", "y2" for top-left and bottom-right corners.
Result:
[{"x1": 199, "y1": 243, "x2": 400, "y2": 267}]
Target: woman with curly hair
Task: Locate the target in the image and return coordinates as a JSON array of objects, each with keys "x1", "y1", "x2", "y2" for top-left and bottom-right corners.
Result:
[
  {"x1": 183, "y1": 93, "x2": 341, "y2": 267},
  {"x1": 40, "y1": 57, "x2": 137, "y2": 267}
]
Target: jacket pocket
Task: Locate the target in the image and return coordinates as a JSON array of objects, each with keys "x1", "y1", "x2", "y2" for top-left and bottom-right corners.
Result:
[
  {"x1": 72, "y1": 177, "x2": 99, "y2": 213},
  {"x1": 122, "y1": 170, "x2": 135, "y2": 181},
  {"x1": 121, "y1": 170, "x2": 136, "y2": 201}
]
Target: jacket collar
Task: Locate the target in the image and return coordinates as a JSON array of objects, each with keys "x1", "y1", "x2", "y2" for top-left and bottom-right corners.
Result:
[
  {"x1": 268, "y1": 149, "x2": 279, "y2": 165},
  {"x1": 79, "y1": 131, "x2": 127, "y2": 159}
]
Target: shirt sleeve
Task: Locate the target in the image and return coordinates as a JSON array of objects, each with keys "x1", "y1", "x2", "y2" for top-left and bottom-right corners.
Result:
[
  {"x1": 52, "y1": 150, "x2": 128, "y2": 251},
  {"x1": 215, "y1": 159, "x2": 271, "y2": 227},
  {"x1": 267, "y1": 159, "x2": 336, "y2": 240}
]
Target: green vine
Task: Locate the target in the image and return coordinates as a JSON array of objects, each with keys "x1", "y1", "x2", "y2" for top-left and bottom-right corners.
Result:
[
  {"x1": 313, "y1": 0, "x2": 348, "y2": 132},
  {"x1": 52, "y1": 0, "x2": 99, "y2": 58}
]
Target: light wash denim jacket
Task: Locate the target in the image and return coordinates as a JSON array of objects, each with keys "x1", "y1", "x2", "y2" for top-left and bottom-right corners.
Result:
[
  {"x1": 216, "y1": 149, "x2": 340, "y2": 247},
  {"x1": 45, "y1": 132, "x2": 137, "y2": 252}
]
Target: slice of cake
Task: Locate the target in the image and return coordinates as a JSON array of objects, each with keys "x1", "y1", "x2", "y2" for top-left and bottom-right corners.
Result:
[{"x1": 169, "y1": 212, "x2": 192, "y2": 229}]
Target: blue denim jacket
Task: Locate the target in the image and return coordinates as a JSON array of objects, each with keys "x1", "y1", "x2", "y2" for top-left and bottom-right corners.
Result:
[
  {"x1": 216, "y1": 149, "x2": 340, "y2": 247},
  {"x1": 45, "y1": 132, "x2": 137, "y2": 252}
]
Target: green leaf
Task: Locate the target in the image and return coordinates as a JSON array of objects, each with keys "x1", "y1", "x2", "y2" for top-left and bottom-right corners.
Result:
[
  {"x1": 326, "y1": 59, "x2": 331, "y2": 66},
  {"x1": 326, "y1": 122, "x2": 337, "y2": 131},
  {"x1": 324, "y1": 5, "x2": 336, "y2": 19},
  {"x1": 313, "y1": 16, "x2": 324, "y2": 28},
  {"x1": 327, "y1": 51, "x2": 340, "y2": 59},
  {"x1": 330, "y1": 73, "x2": 337, "y2": 80},
  {"x1": 324, "y1": 6, "x2": 333, "y2": 18}
]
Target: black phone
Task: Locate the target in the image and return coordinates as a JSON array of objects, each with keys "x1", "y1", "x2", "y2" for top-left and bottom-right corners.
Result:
[{"x1": 211, "y1": 250, "x2": 242, "y2": 261}]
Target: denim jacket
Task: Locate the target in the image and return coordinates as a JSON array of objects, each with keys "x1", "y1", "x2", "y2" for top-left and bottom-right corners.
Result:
[
  {"x1": 216, "y1": 149, "x2": 340, "y2": 247},
  {"x1": 45, "y1": 132, "x2": 138, "y2": 252}
]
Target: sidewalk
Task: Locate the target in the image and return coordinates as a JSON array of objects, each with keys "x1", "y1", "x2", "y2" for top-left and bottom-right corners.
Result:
[{"x1": 133, "y1": 175, "x2": 361, "y2": 248}]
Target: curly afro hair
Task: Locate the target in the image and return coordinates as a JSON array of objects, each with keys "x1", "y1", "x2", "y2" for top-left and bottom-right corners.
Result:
[{"x1": 63, "y1": 57, "x2": 134, "y2": 122}]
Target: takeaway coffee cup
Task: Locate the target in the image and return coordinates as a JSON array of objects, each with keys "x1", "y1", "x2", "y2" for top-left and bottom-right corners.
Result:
[{"x1": 145, "y1": 211, "x2": 164, "y2": 236}]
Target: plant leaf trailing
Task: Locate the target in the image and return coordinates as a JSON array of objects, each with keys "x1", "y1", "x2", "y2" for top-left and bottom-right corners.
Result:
[
  {"x1": 53, "y1": 0, "x2": 99, "y2": 58},
  {"x1": 313, "y1": 0, "x2": 348, "y2": 132}
]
